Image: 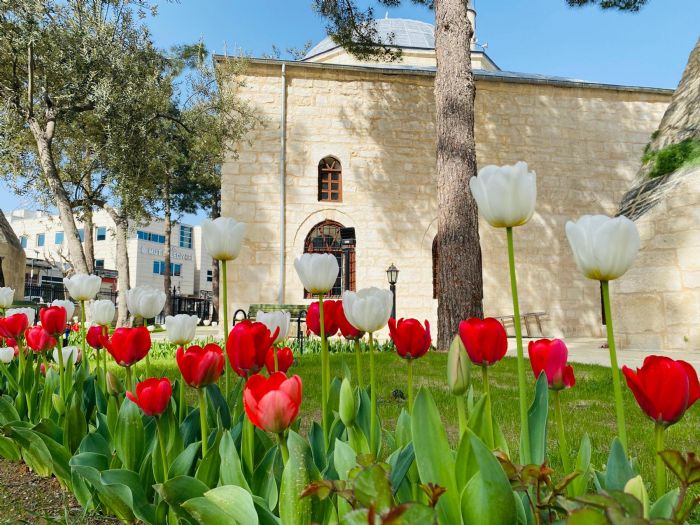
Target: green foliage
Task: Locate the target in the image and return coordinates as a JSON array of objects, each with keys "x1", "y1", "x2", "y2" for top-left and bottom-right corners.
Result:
[
  {"x1": 565, "y1": 0, "x2": 648, "y2": 10},
  {"x1": 642, "y1": 139, "x2": 700, "y2": 179}
]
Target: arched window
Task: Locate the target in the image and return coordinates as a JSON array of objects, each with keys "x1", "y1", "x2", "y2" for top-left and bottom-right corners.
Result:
[
  {"x1": 432, "y1": 236, "x2": 439, "y2": 299},
  {"x1": 318, "y1": 157, "x2": 342, "y2": 202},
  {"x1": 304, "y1": 220, "x2": 355, "y2": 298}
]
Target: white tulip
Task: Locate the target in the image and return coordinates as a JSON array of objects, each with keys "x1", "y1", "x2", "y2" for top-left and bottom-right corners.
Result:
[
  {"x1": 52, "y1": 300, "x2": 76, "y2": 321},
  {"x1": 63, "y1": 274, "x2": 102, "y2": 301},
  {"x1": 294, "y1": 253, "x2": 339, "y2": 295},
  {"x1": 91, "y1": 300, "x2": 116, "y2": 326},
  {"x1": 256, "y1": 310, "x2": 290, "y2": 345},
  {"x1": 469, "y1": 161, "x2": 537, "y2": 228},
  {"x1": 126, "y1": 286, "x2": 166, "y2": 320},
  {"x1": 202, "y1": 217, "x2": 247, "y2": 261},
  {"x1": 0, "y1": 347, "x2": 14, "y2": 364},
  {"x1": 566, "y1": 214, "x2": 640, "y2": 281},
  {"x1": 342, "y1": 287, "x2": 393, "y2": 334},
  {"x1": 6, "y1": 307, "x2": 35, "y2": 326},
  {"x1": 53, "y1": 346, "x2": 80, "y2": 366},
  {"x1": 0, "y1": 288, "x2": 14, "y2": 309},
  {"x1": 165, "y1": 314, "x2": 199, "y2": 345}
]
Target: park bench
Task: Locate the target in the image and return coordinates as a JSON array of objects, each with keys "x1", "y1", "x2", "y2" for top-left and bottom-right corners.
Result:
[
  {"x1": 233, "y1": 303, "x2": 309, "y2": 351},
  {"x1": 494, "y1": 311, "x2": 548, "y2": 337}
]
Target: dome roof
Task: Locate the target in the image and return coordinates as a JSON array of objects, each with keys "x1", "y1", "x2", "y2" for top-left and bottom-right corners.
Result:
[{"x1": 303, "y1": 18, "x2": 435, "y2": 60}]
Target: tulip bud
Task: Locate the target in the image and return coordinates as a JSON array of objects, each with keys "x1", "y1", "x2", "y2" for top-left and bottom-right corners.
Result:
[
  {"x1": 447, "y1": 335, "x2": 470, "y2": 396},
  {"x1": 624, "y1": 475, "x2": 649, "y2": 519},
  {"x1": 52, "y1": 393, "x2": 65, "y2": 415},
  {"x1": 106, "y1": 371, "x2": 124, "y2": 397},
  {"x1": 339, "y1": 377, "x2": 357, "y2": 427}
]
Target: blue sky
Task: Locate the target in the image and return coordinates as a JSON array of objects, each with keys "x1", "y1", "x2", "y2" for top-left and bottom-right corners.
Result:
[{"x1": 2, "y1": 0, "x2": 698, "y2": 219}]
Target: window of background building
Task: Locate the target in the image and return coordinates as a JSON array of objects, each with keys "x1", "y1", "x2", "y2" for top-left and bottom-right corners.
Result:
[
  {"x1": 179, "y1": 225, "x2": 193, "y2": 249},
  {"x1": 55, "y1": 231, "x2": 64, "y2": 245},
  {"x1": 153, "y1": 261, "x2": 181, "y2": 276},
  {"x1": 36, "y1": 233, "x2": 45, "y2": 247},
  {"x1": 96, "y1": 227, "x2": 107, "y2": 241},
  {"x1": 206, "y1": 270, "x2": 213, "y2": 282},
  {"x1": 138, "y1": 230, "x2": 165, "y2": 244},
  {"x1": 318, "y1": 157, "x2": 342, "y2": 202},
  {"x1": 95, "y1": 259, "x2": 105, "y2": 270},
  {"x1": 20, "y1": 236, "x2": 27, "y2": 249},
  {"x1": 78, "y1": 228, "x2": 85, "y2": 242},
  {"x1": 303, "y1": 220, "x2": 355, "y2": 298}
]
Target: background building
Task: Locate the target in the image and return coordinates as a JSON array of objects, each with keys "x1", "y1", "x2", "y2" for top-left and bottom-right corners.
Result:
[
  {"x1": 6, "y1": 209, "x2": 213, "y2": 301},
  {"x1": 219, "y1": 15, "x2": 673, "y2": 345}
]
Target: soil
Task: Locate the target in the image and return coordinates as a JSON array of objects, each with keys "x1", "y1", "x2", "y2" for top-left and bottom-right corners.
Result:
[{"x1": 0, "y1": 458, "x2": 119, "y2": 525}]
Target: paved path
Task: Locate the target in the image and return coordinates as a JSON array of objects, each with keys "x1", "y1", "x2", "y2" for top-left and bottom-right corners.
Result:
[{"x1": 507, "y1": 337, "x2": 700, "y2": 371}]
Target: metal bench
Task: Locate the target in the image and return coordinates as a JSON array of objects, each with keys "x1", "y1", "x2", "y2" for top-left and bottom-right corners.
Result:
[
  {"x1": 233, "y1": 303, "x2": 308, "y2": 351},
  {"x1": 494, "y1": 311, "x2": 548, "y2": 337}
]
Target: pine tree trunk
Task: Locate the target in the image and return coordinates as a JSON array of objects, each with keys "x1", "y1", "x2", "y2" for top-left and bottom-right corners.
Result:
[
  {"x1": 163, "y1": 175, "x2": 173, "y2": 317},
  {"x1": 83, "y1": 207, "x2": 95, "y2": 273},
  {"x1": 210, "y1": 194, "x2": 220, "y2": 323},
  {"x1": 104, "y1": 205, "x2": 130, "y2": 326},
  {"x1": 434, "y1": 0, "x2": 484, "y2": 350}
]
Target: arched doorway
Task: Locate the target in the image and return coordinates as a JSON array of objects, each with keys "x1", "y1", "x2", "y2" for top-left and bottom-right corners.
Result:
[{"x1": 303, "y1": 220, "x2": 355, "y2": 298}]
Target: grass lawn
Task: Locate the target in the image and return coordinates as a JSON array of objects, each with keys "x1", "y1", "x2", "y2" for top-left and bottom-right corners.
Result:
[{"x1": 126, "y1": 351, "x2": 698, "y2": 497}]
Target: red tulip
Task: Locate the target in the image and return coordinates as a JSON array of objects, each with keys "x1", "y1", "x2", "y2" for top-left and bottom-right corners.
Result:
[
  {"x1": 101, "y1": 327, "x2": 151, "y2": 367},
  {"x1": 337, "y1": 303, "x2": 363, "y2": 340},
  {"x1": 226, "y1": 320, "x2": 279, "y2": 377},
  {"x1": 528, "y1": 338, "x2": 575, "y2": 390},
  {"x1": 25, "y1": 326, "x2": 57, "y2": 353},
  {"x1": 0, "y1": 337, "x2": 17, "y2": 349},
  {"x1": 126, "y1": 377, "x2": 172, "y2": 416},
  {"x1": 0, "y1": 313, "x2": 29, "y2": 340},
  {"x1": 86, "y1": 325, "x2": 106, "y2": 350},
  {"x1": 388, "y1": 318, "x2": 431, "y2": 360},
  {"x1": 39, "y1": 306, "x2": 67, "y2": 336},
  {"x1": 623, "y1": 355, "x2": 700, "y2": 426},
  {"x1": 243, "y1": 372, "x2": 302, "y2": 433},
  {"x1": 176, "y1": 343, "x2": 225, "y2": 388},
  {"x1": 266, "y1": 346, "x2": 294, "y2": 374},
  {"x1": 306, "y1": 300, "x2": 339, "y2": 338},
  {"x1": 71, "y1": 323, "x2": 80, "y2": 332},
  {"x1": 458, "y1": 317, "x2": 508, "y2": 367}
]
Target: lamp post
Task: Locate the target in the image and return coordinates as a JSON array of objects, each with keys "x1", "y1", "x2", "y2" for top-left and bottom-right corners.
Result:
[{"x1": 386, "y1": 263, "x2": 399, "y2": 319}]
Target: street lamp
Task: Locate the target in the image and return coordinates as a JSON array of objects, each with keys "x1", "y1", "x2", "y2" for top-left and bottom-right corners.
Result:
[{"x1": 386, "y1": 263, "x2": 399, "y2": 319}]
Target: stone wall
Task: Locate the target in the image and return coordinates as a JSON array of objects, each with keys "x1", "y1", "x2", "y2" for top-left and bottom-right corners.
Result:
[
  {"x1": 221, "y1": 60, "x2": 670, "y2": 344},
  {"x1": 614, "y1": 166, "x2": 700, "y2": 350}
]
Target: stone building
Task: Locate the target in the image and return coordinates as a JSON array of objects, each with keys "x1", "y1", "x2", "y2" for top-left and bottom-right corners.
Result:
[
  {"x1": 0, "y1": 209, "x2": 26, "y2": 301},
  {"x1": 218, "y1": 15, "x2": 673, "y2": 344}
]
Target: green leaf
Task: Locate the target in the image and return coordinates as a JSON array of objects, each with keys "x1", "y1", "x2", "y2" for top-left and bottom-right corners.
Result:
[
  {"x1": 0, "y1": 435, "x2": 20, "y2": 460},
  {"x1": 114, "y1": 398, "x2": 145, "y2": 471},
  {"x1": 169, "y1": 442, "x2": 201, "y2": 479},
  {"x1": 64, "y1": 393, "x2": 87, "y2": 453},
  {"x1": 32, "y1": 430, "x2": 73, "y2": 489},
  {"x1": 196, "y1": 430, "x2": 222, "y2": 488},
  {"x1": 604, "y1": 438, "x2": 635, "y2": 491},
  {"x1": 650, "y1": 488, "x2": 679, "y2": 519},
  {"x1": 394, "y1": 408, "x2": 411, "y2": 449},
  {"x1": 334, "y1": 438, "x2": 357, "y2": 480},
  {"x1": 157, "y1": 475, "x2": 210, "y2": 525},
  {"x1": 252, "y1": 446, "x2": 279, "y2": 511},
  {"x1": 219, "y1": 430, "x2": 250, "y2": 491},
  {"x1": 308, "y1": 421, "x2": 327, "y2": 473},
  {"x1": 567, "y1": 508, "x2": 608, "y2": 525},
  {"x1": 10, "y1": 426, "x2": 52, "y2": 477},
  {"x1": 411, "y1": 388, "x2": 462, "y2": 525},
  {"x1": 0, "y1": 395, "x2": 20, "y2": 423},
  {"x1": 572, "y1": 433, "x2": 592, "y2": 496},
  {"x1": 526, "y1": 373, "x2": 549, "y2": 465},
  {"x1": 279, "y1": 431, "x2": 313, "y2": 525},
  {"x1": 354, "y1": 464, "x2": 392, "y2": 514},
  {"x1": 460, "y1": 430, "x2": 516, "y2": 525},
  {"x1": 205, "y1": 383, "x2": 231, "y2": 429},
  {"x1": 101, "y1": 469, "x2": 158, "y2": 524},
  {"x1": 183, "y1": 485, "x2": 258, "y2": 525},
  {"x1": 389, "y1": 443, "x2": 414, "y2": 495}
]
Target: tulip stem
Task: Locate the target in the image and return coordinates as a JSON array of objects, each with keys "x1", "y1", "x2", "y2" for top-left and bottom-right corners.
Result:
[
  {"x1": 655, "y1": 423, "x2": 666, "y2": 496},
  {"x1": 157, "y1": 416, "x2": 169, "y2": 482},
  {"x1": 221, "y1": 260, "x2": 230, "y2": 398},
  {"x1": 56, "y1": 336, "x2": 65, "y2": 403},
  {"x1": 456, "y1": 395, "x2": 467, "y2": 438},
  {"x1": 80, "y1": 300, "x2": 88, "y2": 374},
  {"x1": 243, "y1": 414, "x2": 255, "y2": 475},
  {"x1": 507, "y1": 226, "x2": 531, "y2": 464},
  {"x1": 601, "y1": 280, "x2": 628, "y2": 453},
  {"x1": 553, "y1": 390, "x2": 572, "y2": 480},
  {"x1": 482, "y1": 366, "x2": 495, "y2": 449},
  {"x1": 179, "y1": 379, "x2": 186, "y2": 424},
  {"x1": 406, "y1": 359, "x2": 414, "y2": 413},
  {"x1": 318, "y1": 294, "x2": 329, "y2": 445},
  {"x1": 369, "y1": 332, "x2": 377, "y2": 457},
  {"x1": 354, "y1": 339, "x2": 363, "y2": 387},
  {"x1": 277, "y1": 432, "x2": 289, "y2": 466},
  {"x1": 273, "y1": 346, "x2": 279, "y2": 373},
  {"x1": 125, "y1": 365, "x2": 133, "y2": 393},
  {"x1": 198, "y1": 388, "x2": 209, "y2": 457}
]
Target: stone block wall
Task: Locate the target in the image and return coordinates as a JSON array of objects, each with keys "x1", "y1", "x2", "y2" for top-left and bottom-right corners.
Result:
[{"x1": 221, "y1": 60, "x2": 670, "y2": 344}]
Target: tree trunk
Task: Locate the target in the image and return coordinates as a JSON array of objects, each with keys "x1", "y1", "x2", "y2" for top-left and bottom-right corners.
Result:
[
  {"x1": 210, "y1": 194, "x2": 220, "y2": 323},
  {"x1": 28, "y1": 121, "x2": 89, "y2": 275},
  {"x1": 83, "y1": 207, "x2": 95, "y2": 272},
  {"x1": 434, "y1": 0, "x2": 483, "y2": 350},
  {"x1": 163, "y1": 174, "x2": 173, "y2": 317},
  {"x1": 104, "y1": 205, "x2": 130, "y2": 326}
]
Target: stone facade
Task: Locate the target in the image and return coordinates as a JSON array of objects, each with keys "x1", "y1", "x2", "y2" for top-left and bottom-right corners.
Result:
[
  {"x1": 614, "y1": 166, "x2": 700, "y2": 350},
  {"x1": 0, "y1": 209, "x2": 25, "y2": 301},
  {"x1": 220, "y1": 58, "x2": 671, "y2": 344}
]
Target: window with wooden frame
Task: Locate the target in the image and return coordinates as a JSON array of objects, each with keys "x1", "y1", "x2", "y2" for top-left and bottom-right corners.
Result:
[
  {"x1": 303, "y1": 220, "x2": 355, "y2": 298},
  {"x1": 318, "y1": 157, "x2": 342, "y2": 202}
]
